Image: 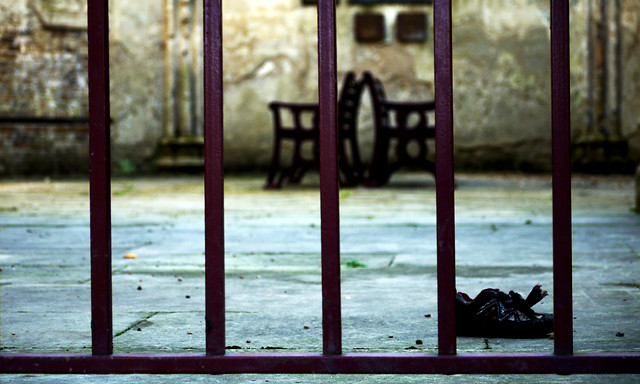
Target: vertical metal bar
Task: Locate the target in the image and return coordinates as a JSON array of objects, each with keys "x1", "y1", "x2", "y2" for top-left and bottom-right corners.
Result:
[
  {"x1": 551, "y1": 0, "x2": 573, "y2": 356},
  {"x1": 203, "y1": 0, "x2": 225, "y2": 355},
  {"x1": 317, "y1": 0, "x2": 341, "y2": 356},
  {"x1": 434, "y1": 0, "x2": 456, "y2": 355},
  {"x1": 88, "y1": 0, "x2": 113, "y2": 356}
]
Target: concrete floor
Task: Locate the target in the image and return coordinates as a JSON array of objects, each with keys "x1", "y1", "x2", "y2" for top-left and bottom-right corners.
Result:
[{"x1": 0, "y1": 173, "x2": 638, "y2": 382}]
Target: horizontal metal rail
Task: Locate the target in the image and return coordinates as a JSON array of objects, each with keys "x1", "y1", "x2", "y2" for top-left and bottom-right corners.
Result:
[
  {"x1": 3, "y1": 353, "x2": 640, "y2": 374},
  {"x1": 1, "y1": 0, "x2": 640, "y2": 375}
]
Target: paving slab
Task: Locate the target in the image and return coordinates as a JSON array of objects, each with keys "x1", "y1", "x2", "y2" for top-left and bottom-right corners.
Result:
[{"x1": 0, "y1": 173, "x2": 639, "y2": 383}]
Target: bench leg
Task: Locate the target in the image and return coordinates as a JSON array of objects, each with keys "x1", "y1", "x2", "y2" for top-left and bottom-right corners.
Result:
[
  {"x1": 265, "y1": 135, "x2": 284, "y2": 189},
  {"x1": 365, "y1": 135, "x2": 392, "y2": 187}
]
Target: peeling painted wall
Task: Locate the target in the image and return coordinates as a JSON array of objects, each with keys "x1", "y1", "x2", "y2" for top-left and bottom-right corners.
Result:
[{"x1": 1, "y1": 0, "x2": 639, "y2": 176}]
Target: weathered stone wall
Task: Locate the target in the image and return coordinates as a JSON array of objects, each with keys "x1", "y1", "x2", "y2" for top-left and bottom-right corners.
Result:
[
  {"x1": 220, "y1": 1, "x2": 442, "y2": 171},
  {"x1": 1, "y1": 0, "x2": 639, "y2": 176},
  {"x1": 108, "y1": 0, "x2": 165, "y2": 171},
  {"x1": 221, "y1": 0, "x2": 555, "y2": 171},
  {"x1": 451, "y1": 0, "x2": 553, "y2": 171},
  {"x1": 621, "y1": 1, "x2": 640, "y2": 162},
  {"x1": 0, "y1": 0, "x2": 89, "y2": 175}
]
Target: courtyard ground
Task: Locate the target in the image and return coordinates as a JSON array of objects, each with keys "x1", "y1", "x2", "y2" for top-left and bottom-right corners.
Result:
[{"x1": 0, "y1": 173, "x2": 638, "y2": 383}]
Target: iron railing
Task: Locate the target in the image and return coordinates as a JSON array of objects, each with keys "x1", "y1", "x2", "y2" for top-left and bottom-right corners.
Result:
[{"x1": 2, "y1": 0, "x2": 640, "y2": 375}]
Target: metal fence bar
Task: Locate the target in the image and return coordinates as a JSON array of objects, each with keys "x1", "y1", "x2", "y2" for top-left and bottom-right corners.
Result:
[
  {"x1": 550, "y1": 0, "x2": 573, "y2": 356},
  {"x1": 4, "y1": 353, "x2": 640, "y2": 374},
  {"x1": 87, "y1": 0, "x2": 113, "y2": 356},
  {"x1": 434, "y1": 0, "x2": 456, "y2": 356},
  {"x1": 317, "y1": 0, "x2": 342, "y2": 356},
  {"x1": 203, "y1": 0, "x2": 226, "y2": 356}
]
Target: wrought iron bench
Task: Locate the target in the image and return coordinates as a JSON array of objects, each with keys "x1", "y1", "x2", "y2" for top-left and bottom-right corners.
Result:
[
  {"x1": 265, "y1": 71, "x2": 364, "y2": 188},
  {"x1": 363, "y1": 71, "x2": 437, "y2": 187}
]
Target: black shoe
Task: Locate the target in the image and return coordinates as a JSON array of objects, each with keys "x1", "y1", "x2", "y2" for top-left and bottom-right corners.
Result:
[{"x1": 455, "y1": 285, "x2": 554, "y2": 338}]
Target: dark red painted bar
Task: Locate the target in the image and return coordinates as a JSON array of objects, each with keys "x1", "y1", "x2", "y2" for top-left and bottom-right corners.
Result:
[
  {"x1": 550, "y1": 0, "x2": 573, "y2": 356},
  {"x1": 3, "y1": 353, "x2": 640, "y2": 374},
  {"x1": 87, "y1": 0, "x2": 113, "y2": 356},
  {"x1": 203, "y1": 0, "x2": 226, "y2": 356},
  {"x1": 317, "y1": 0, "x2": 342, "y2": 356},
  {"x1": 433, "y1": 0, "x2": 456, "y2": 355}
]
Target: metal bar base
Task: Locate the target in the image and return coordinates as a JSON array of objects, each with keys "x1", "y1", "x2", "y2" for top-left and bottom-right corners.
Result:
[{"x1": 2, "y1": 353, "x2": 640, "y2": 374}]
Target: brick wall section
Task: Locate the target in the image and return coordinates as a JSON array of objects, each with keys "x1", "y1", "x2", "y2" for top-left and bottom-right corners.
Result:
[{"x1": 0, "y1": 0, "x2": 89, "y2": 176}]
